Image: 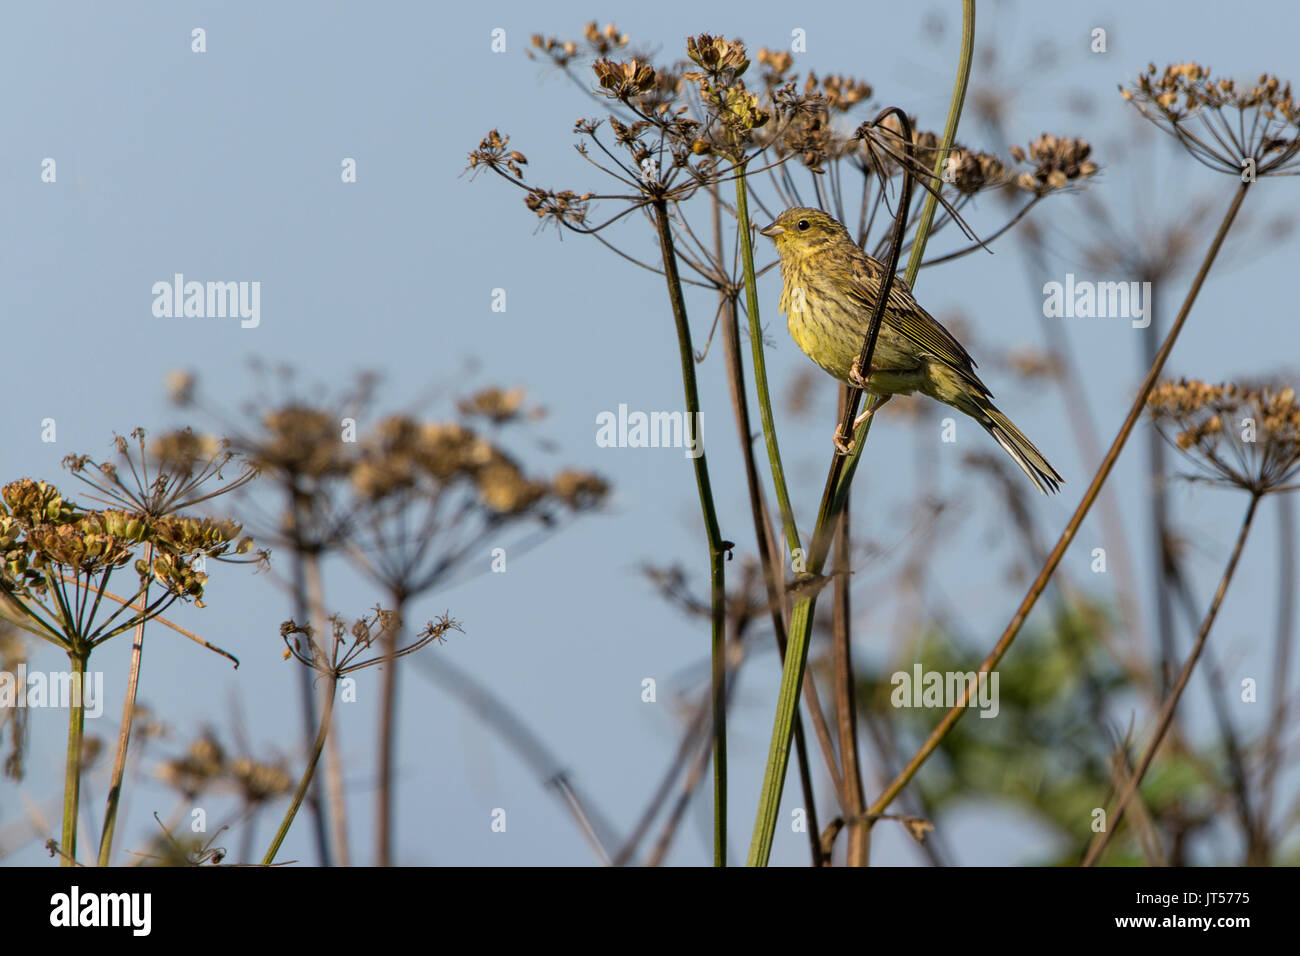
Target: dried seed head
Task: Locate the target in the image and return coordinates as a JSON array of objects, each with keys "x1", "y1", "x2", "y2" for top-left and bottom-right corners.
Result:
[
  {"x1": 230, "y1": 757, "x2": 294, "y2": 803},
  {"x1": 1148, "y1": 378, "x2": 1300, "y2": 492},
  {"x1": 756, "y1": 47, "x2": 793, "y2": 84},
  {"x1": 1010, "y1": 134, "x2": 1099, "y2": 196},
  {"x1": 466, "y1": 128, "x2": 528, "y2": 181},
  {"x1": 474, "y1": 455, "x2": 548, "y2": 514},
  {"x1": 583, "y1": 21, "x2": 629, "y2": 56},
  {"x1": 593, "y1": 58, "x2": 658, "y2": 100},
  {"x1": 456, "y1": 386, "x2": 527, "y2": 424},
  {"x1": 685, "y1": 34, "x2": 751, "y2": 81},
  {"x1": 256, "y1": 406, "x2": 350, "y2": 480},
  {"x1": 1122, "y1": 63, "x2": 1300, "y2": 175},
  {"x1": 944, "y1": 147, "x2": 1010, "y2": 195},
  {"x1": 551, "y1": 469, "x2": 609, "y2": 510}
]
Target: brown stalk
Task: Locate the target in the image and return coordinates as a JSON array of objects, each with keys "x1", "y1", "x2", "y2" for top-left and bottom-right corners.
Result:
[
  {"x1": 1257, "y1": 494, "x2": 1295, "y2": 852},
  {"x1": 377, "y1": 588, "x2": 405, "y2": 865},
  {"x1": 289, "y1": 490, "x2": 332, "y2": 865},
  {"x1": 95, "y1": 541, "x2": 152, "y2": 866},
  {"x1": 832, "y1": 395, "x2": 868, "y2": 866}
]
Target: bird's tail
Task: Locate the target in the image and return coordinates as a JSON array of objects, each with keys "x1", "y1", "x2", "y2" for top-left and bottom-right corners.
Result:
[{"x1": 972, "y1": 401, "x2": 1063, "y2": 495}]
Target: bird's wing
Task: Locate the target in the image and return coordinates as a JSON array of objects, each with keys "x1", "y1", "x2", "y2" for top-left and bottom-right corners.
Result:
[{"x1": 845, "y1": 254, "x2": 991, "y2": 396}]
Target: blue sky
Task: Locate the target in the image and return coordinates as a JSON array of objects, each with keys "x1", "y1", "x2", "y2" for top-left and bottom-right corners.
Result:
[{"x1": 2, "y1": 0, "x2": 1297, "y2": 866}]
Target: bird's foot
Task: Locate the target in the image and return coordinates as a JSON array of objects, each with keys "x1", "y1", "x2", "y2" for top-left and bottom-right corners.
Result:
[
  {"x1": 833, "y1": 395, "x2": 891, "y2": 456},
  {"x1": 848, "y1": 359, "x2": 875, "y2": 389}
]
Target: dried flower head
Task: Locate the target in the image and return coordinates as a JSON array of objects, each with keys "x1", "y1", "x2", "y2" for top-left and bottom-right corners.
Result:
[
  {"x1": 528, "y1": 34, "x2": 579, "y2": 68},
  {"x1": 583, "y1": 21, "x2": 629, "y2": 56},
  {"x1": 466, "y1": 129, "x2": 529, "y2": 182},
  {"x1": 456, "y1": 386, "x2": 529, "y2": 424},
  {"x1": 63, "y1": 426, "x2": 258, "y2": 520},
  {"x1": 157, "y1": 730, "x2": 226, "y2": 799},
  {"x1": 551, "y1": 469, "x2": 610, "y2": 510},
  {"x1": 1008, "y1": 134, "x2": 1099, "y2": 195},
  {"x1": 474, "y1": 454, "x2": 549, "y2": 515},
  {"x1": 593, "y1": 57, "x2": 659, "y2": 100},
  {"x1": 230, "y1": 756, "x2": 293, "y2": 804},
  {"x1": 251, "y1": 406, "x2": 351, "y2": 481},
  {"x1": 1122, "y1": 63, "x2": 1300, "y2": 176},
  {"x1": 130, "y1": 819, "x2": 230, "y2": 867},
  {"x1": 770, "y1": 98, "x2": 838, "y2": 172},
  {"x1": 522, "y1": 186, "x2": 594, "y2": 229},
  {"x1": 165, "y1": 369, "x2": 196, "y2": 406},
  {"x1": 280, "y1": 608, "x2": 460, "y2": 677},
  {"x1": 805, "y1": 71, "x2": 873, "y2": 113},
  {"x1": 684, "y1": 34, "x2": 751, "y2": 82},
  {"x1": 679, "y1": 35, "x2": 772, "y2": 161},
  {"x1": 944, "y1": 146, "x2": 1011, "y2": 195},
  {"x1": 0, "y1": 473, "x2": 251, "y2": 649},
  {"x1": 756, "y1": 47, "x2": 794, "y2": 86},
  {"x1": 1148, "y1": 378, "x2": 1300, "y2": 493},
  {"x1": 528, "y1": 21, "x2": 629, "y2": 67}
]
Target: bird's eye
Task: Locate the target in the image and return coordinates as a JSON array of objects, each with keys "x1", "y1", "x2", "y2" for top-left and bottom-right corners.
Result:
[{"x1": 796, "y1": 219, "x2": 811, "y2": 232}]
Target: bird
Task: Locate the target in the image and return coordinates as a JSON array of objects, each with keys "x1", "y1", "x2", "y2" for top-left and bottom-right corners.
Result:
[{"x1": 759, "y1": 206, "x2": 1063, "y2": 494}]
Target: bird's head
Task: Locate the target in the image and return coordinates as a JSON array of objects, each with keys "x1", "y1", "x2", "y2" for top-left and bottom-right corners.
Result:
[{"x1": 758, "y1": 207, "x2": 851, "y2": 260}]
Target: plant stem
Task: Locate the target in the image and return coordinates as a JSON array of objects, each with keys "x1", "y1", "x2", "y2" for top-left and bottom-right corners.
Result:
[
  {"x1": 264, "y1": 673, "x2": 338, "y2": 865},
  {"x1": 1257, "y1": 494, "x2": 1295, "y2": 851},
  {"x1": 903, "y1": 0, "x2": 976, "y2": 281},
  {"x1": 719, "y1": 286, "x2": 825, "y2": 862},
  {"x1": 305, "y1": 549, "x2": 350, "y2": 866},
  {"x1": 735, "y1": 168, "x2": 800, "y2": 555},
  {"x1": 96, "y1": 541, "x2": 151, "y2": 866},
  {"x1": 61, "y1": 648, "x2": 88, "y2": 866},
  {"x1": 832, "y1": 456, "x2": 868, "y2": 865},
  {"x1": 1082, "y1": 492, "x2": 1261, "y2": 865},
  {"x1": 866, "y1": 180, "x2": 1251, "y2": 825},
  {"x1": 377, "y1": 590, "x2": 404, "y2": 866},
  {"x1": 650, "y1": 198, "x2": 729, "y2": 866},
  {"x1": 288, "y1": 488, "x2": 331, "y2": 865},
  {"x1": 730, "y1": 175, "x2": 837, "y2": 859}
]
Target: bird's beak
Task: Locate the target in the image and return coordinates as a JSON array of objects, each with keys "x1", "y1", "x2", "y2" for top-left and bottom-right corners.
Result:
[{"x1": 758, "y1": 221, "x2": 784, "y2": 238}]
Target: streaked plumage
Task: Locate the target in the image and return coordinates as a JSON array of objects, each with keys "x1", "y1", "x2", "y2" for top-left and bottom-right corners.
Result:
[{"x1": 760, "y1": 207, "x2": 1063, "y2": 494}]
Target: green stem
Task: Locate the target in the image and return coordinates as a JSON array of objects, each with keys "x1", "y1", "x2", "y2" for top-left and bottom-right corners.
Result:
[
  {"x1": 263, "y1": 673, "x2": 338, "y2": 865},
  {"x1": 904, "y1": 0, "x2": 975, "y2": 282},
  {"x1": 719, "y1": 219, "x2": 826, "y2": 865},
  {"x1": 735, "y1": 168, "x2": 801, "y2": 558},
  {"x1": 650, "y1": 198, "x2": 728, "y2": 866},
  {"x1": 746, "y1": 0, "x2": 976, "y2": 866},
  {"x1": 61, "y1": 649, "x2": 88, "y2": 866}
]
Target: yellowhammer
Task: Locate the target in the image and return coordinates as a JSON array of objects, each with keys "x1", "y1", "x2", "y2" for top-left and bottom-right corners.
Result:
[{"x1": 760, "y1": 206, "x2": 1063, "y2": 494}]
